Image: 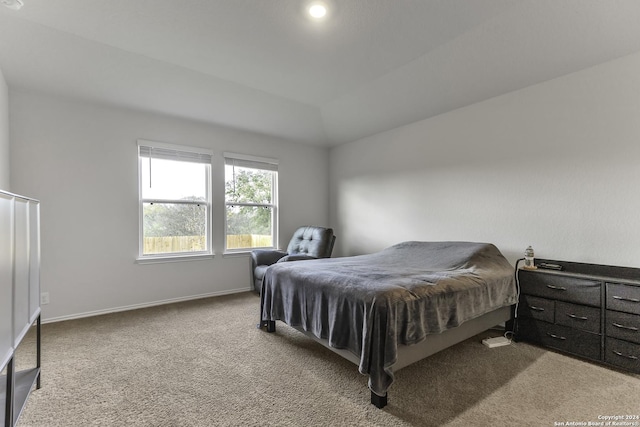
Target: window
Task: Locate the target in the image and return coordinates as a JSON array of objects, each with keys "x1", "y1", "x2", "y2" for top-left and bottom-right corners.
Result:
[
  {"x1": 137, "y1": 140, "x2": 213, "y2": 261},
  {"x1": 224, "y1": 152, "x2": 278, "y2": 252}
]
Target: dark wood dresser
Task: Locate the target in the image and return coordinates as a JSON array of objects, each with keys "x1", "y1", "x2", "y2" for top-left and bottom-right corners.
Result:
[{"x1": 515, "y1": 259, "x2": 640, "y2": 374}]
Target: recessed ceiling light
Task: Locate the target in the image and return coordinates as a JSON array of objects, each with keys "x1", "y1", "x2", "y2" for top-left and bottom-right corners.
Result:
[
  {"x1": 1, "y1": 0, "x2": 24, "y2": 10},
  {"x1": 307, "y1": 2, "x2": 328, "y2": 20}
]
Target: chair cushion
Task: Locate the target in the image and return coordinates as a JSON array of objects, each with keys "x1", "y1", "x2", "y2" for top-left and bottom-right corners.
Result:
[{"x1": 277, "y1": 254, "x2": 318, "y2": 263}]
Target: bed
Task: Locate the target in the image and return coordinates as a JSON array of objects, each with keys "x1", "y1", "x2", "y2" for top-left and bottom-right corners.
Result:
[{"x1": 259, "y1": 241, "x2": 517, "y2": 408}]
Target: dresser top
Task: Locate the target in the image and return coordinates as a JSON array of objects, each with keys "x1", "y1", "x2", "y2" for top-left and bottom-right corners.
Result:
[{"x1": 523, "y1": 258, "x2": 640, "y2": 287}]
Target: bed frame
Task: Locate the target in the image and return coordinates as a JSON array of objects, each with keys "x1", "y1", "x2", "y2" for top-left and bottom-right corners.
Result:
[{"x1": 263, "y1": 304, "x2": 512, "y2": 408}]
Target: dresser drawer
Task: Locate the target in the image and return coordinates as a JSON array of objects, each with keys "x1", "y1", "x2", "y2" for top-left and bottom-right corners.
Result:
[
  {"x1": 606, "y1": 310, "x2": 640, "y2": 344},
  {"x1": 605, "y1": 337, "x2": 640, "y2": 373},
  {"x1": 556, "y1": 301, "x2": 601, "y2": 334},
  {"x1": 518, "y1": 295, "x2": 554, "y2": 323},
  {"x1": 519, "y1": 271, "x2": 601, "y2": 306},
  {"x1": 517, "y1": 318, "x2": 601, "y2": 361},
  {"x1": 606, "y1": 283, "x2": 640, "y2": 315}
]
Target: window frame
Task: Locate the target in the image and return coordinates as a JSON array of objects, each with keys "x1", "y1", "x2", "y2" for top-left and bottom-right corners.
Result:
[
  {"x1": 223, "y1": 152, "x2": 279, "y2": 254},
  {"x1": 136, "y1": 140, "x2": 213, "y2": 263}
]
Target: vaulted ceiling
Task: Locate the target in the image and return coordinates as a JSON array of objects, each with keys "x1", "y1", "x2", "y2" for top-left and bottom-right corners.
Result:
[{"x1": 2, "y1": 0, "x2": 640, "y2": 146}]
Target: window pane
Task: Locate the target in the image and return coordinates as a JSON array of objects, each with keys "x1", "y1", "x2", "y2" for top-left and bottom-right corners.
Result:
[
  {"x1": 226, "y1": 205, "x2": 273, "y2": 249},
  {"x1": 141, "y1": 158, "x2": 207, "y2": 201},
  {"x1": 225, "y1": 165, "x2": 273, "y2": 204},
  {"x1": 143, "y1": 203, "x2": 207, "y2": 254}
]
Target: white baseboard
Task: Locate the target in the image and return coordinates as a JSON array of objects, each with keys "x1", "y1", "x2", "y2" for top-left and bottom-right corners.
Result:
[{"x1": 42, "y1": 287, "x2": 254, "y2": 324}]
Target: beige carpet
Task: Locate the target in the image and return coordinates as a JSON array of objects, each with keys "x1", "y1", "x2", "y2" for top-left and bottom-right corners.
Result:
[{"x1": 13, "y1": 292, "x2": 640, "y2": 426}]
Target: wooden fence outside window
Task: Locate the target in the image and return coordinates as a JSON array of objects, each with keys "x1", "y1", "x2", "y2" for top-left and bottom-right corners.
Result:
[{"x1": 143, "y1": 234, "x2": 272, "y2": 254}]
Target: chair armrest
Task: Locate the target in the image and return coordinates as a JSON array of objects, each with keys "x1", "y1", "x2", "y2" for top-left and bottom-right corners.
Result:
[{"x1": 251, "y1": 249, "x2": 288, "y2": 267}]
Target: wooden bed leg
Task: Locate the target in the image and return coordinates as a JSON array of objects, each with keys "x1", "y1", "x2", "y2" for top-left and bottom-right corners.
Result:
[
  {"x1": 371, "y1": 391, "x2": 387, "y2": 409},
  {"x1": 266, "y1": 320, "x2": 276, "y2": 333}
]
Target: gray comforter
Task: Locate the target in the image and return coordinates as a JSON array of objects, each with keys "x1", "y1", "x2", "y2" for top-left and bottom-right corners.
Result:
[{"x1": 260, "y1": 241, "x2": 517, "y2": 396}]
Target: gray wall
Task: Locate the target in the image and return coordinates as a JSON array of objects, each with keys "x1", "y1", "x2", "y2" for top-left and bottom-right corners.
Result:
[
  {"x1": 330, "y1": 50, "x2": 640, "y2": 268},
  {"x1": 0, "y1": 67, "x2": 8, "y2": 190},
  {"x1": 9, "y1": 90, "x2": 330, "y2": 321}
]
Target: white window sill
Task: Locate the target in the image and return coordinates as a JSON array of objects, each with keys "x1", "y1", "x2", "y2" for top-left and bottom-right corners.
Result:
[
  {"x1": 222, "y1": 251, "x2": 251, "y2": 257},
  {"x1": 135, "y1": 253, "x2": 214, "y2": 264}
]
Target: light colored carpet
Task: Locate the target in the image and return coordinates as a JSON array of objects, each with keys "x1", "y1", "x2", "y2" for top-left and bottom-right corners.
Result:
[{"x1": 13, "y1": 292, "x2": 640, "y2": 426}]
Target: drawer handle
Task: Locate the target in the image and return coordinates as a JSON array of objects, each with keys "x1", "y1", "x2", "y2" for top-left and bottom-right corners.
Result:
[
  {"x1": 528, "y1": 305, "x2": 545, "y2": 312},
  {"x1": 612, "y1": 322, "x2": 639, "y2": 332},
  {"x1": 567, "y1": 313, "x2": 588, "y2": 321},
  {"x1": 612, "y1": 295, "x2": 640, "y2": 303},
  {"x1": 546, "y1": 333, "x2": 567, "y2": 341},
  {"x1": 612, "y1": 350, "x2": 639, "y2": 360},
  {"x1": 546, "y1": 285, "x2": 567, "y2": 291}
]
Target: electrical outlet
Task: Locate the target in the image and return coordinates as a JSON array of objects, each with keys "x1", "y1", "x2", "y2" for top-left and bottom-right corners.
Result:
[{"x1": 40, "y1": 292, "x2": 50, "y2": 305}]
